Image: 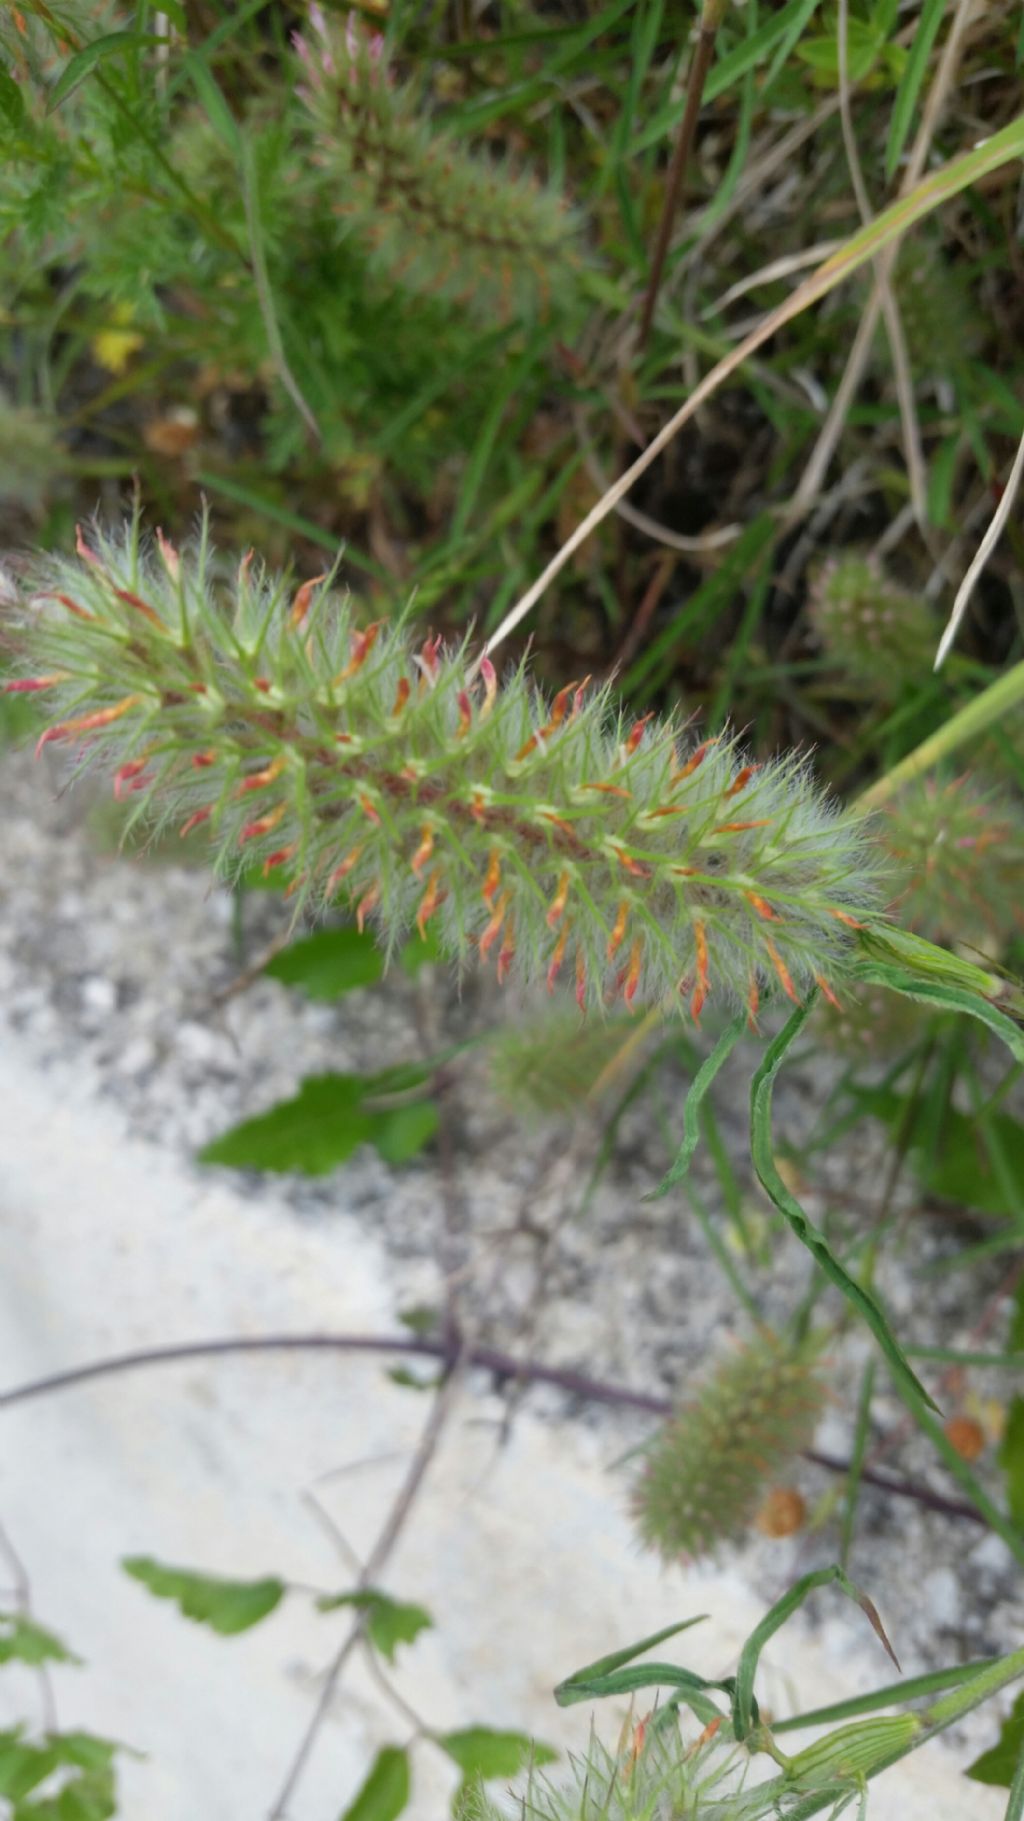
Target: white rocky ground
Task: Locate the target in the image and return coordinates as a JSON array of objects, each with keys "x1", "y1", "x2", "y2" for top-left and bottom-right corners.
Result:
[{"x1": 0, "y1": 746, "x2": 1016, "y2": 1820}]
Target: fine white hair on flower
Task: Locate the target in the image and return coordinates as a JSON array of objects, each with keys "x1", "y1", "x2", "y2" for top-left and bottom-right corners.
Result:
[
  {"x1": 463, "y1": 1720, "x2": 749, "y2": 1821},
  {"x1": 7, "y1": 516, "x2": 884, "y2": 1019}
]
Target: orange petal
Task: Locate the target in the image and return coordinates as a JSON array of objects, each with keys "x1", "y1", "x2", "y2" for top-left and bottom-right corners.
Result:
[
  {"x1": 237, "y1": 755, "x2": 286, "y2": 794},
  {"x1": 815, "y1": 973, "x2": 842, "y2": 1010},
  {"x1": 623, "y1": 937, "x2": 643, "y2": 1005},
  {"x1": 240, "y1": 803, "x2": 286, "y2": 842},
  {"x1": 479, "y1": 656, "x2": 497, "y2": 718},
  {"x1": 289, "y1": 572, "x2": 327, "y2": 628},
  {"x1": 765, "y1": 937, "x2": 800, "y2": 1004},
  {"x1": 575, "y1": 949, "x2": 587, "y2": 1015},
  {"x1": 179, "y1": 808, "x2": 212, "y2": 837},
  {"x1": 745, "y1": 892, "x2": 780, "y2": 921},
  {"x1": 606, "y1": 899, "x2": 630, "y2": 961},
  {"x1": 724, "y1": 764, "x2": 759, "y2": 800},
  {"x1": 326, "y1": 846, "x2": 363, "y2": 893},
  {"x1": 263, "y1": 843, "x2": 298, "y2": 876},
  {"x1": 114, "y1": 587, "x2": 167, "y2": 631},
  {"x1": 35, "y1": 693, "x2": 143, "y2": 759},
  {"x1": 356, "y1": 885, "x2": 379, "y2": 932},
  {"x1": 479, "y1": 890, "x2": 510, "y2": 959},
  {"x1": 546, "y1": 923, "x2": 569, "y2": 994},
  {"x1": 336, "y1": 620, "x2": 383, "y2": 683},
  {"x1": 390, "y1": 675, "x2": 411, "y2": 717},
  {"x1": 482, "y1": 848, "x2": 502, "y2": 906},
  {"x1": 456, "y1": 690, "x2": 473, "y2": 737},
  {"x1": 411, "y1": 824, "x2": 435, "y2": 877},
  {"x1": 546, "y1": 870, "x2": 571, "y2": 928},
  {"x1": 713, "y1": 818, "x2": 771, "y2": 834},
  {"x1": 497, "y1": 919, "x2": 516, "y2": 984},
  {"x1": 416, "y1": 869, "x2": 443, "y2": 938},
  {"x1": 623, "y1": 713, "x2": 653, "y2": 757}
]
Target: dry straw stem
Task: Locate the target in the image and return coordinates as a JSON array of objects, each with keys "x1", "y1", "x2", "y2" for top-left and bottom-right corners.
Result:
[
  {"x1": 790, "y1": 0, "x2": 977, "y2": 521},
  {"x1": 480, "y1": 108, "x2": 1024, "y2": 665},
  {"x1": 835, "y1": 0, "x2": 926, "y2": 530},
  {"x1": 934, "y1": 423, "x2": 1024, "y2": 668}
]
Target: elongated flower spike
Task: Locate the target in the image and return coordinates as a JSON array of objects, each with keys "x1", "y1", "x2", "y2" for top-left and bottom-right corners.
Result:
[
  {"x1": 294, "y1": 9, "x2": 582, "y2": 323},
  {"x1": 8, "y1": 519, "x2": 883, "y2": 1014}
]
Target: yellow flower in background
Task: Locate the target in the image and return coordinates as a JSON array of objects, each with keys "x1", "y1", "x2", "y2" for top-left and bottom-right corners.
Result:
[{"x1": 91, "y1": 303, "x2": 144, "y2": 376}]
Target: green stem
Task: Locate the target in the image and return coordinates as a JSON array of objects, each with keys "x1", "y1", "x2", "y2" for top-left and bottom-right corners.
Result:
[{"x1": 857, "y1": 658, "x2": 1024, "y2": 811}]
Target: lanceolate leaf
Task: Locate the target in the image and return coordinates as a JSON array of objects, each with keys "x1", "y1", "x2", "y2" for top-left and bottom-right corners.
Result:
[
  {"x1": 648, "y1": 1013, "x2": 747, "y2": 1199},
  {"x1": 749, "y1": 999, "x2": 936, "y2": 1414},
  {"x1": 339, "y1": 1746, "x2": 410, "y2": 1821},
  {"x1": 122, "y1": 1559, "x2": 285, "y2": 1635}
]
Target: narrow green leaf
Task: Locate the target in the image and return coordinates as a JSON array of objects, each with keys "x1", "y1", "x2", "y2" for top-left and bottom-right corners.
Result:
[
  {"x1": 439, "y1": 1729, "x2": 557, "y2": 1781},
  {"x1": 749, "y1": 1001, "x2": 937, "y2": 1414},
  {"x1": 1000, "y1": 1399, "x2": 1024, "y2": 1532},
  {"x1": 181, "y1": 52, "x2": 240, "y2": 153},
  {"x1": 0, "y1": 64, "x2": 25, "y2": 126},
  {"x1": 47, "y1": 33, "x2": 167, "y2": 112},
  {"x1": 315, "y1": 1590, "x2": 432, "y2": 1663},
  {"x1": 339, "y1": 1746, "x2": 410, "y2": 1821},
  {"x1": 885, "y1": 0, "x2": 949, "y2": 180},
  {"x1": 968, "y1": 1691, "x2": 1024, "y2": 1788},
  {"x1": 122, "y1": 1558, "x2": 285, "y2": 1635},
  {"x1": 265, "y1": 928, "x2": 384, "y2": 999},
  {"x1": 0, "y1": 1614, "x2": 78, "y2": 1668},
  {"x1": 648, "y1": 1015, "x2": 746, "y2": 1200},
  {"x1": 733, "y1": 1567, "x2": 897, "y2": 1740}
]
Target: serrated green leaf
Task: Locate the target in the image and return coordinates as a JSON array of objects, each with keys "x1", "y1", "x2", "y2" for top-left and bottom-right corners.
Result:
[
  {"x1": 339, "y1": 1746, "x2": 409, "y2": 1821},
  {"x1": 198, "y1": 1070, "x2": 437, "y2": 1175},
  {"x1": 315, "y1": 1590, "x2": 432, "y2": 1663},
  {"x1": 47, "y1": 33, "x2": 167, "y2": 112},
  {"x1": 968, "y1": 1691, "x2": 1024, "y2": 1787},
  {"x1": 0, "y1": 1615, "x2": 78, "y2": 1668},
  {"x1": 440, "y1": 1728, "x2": 557, "y2": 1781},
  {"x1": 198, "y1": 1075, "x2": 373, "y2": 1174},
  {"x1": 264, "y1": 928, "x2": 384, "y2": 999},
  {"x1": 122, "y1": 1558, "x2": 285, "y2": 1635}
]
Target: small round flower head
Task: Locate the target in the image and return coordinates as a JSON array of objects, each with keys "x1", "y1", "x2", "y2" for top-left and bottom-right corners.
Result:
[
  {"x1": 808, "y1": 554, "x2": 935, "y2": 699},
  {"x1": 486, "y1": 1009, "x2": 647, "y2": 1119},
  {"x1": 633, "y1": 1334, "x2": 826, "y2": 1561},
  {"x1": 294, "y1": 7, "x2": 581, "y2": 322},
  {"x1": 883, "y1": 772, "x2": 1024, "y2": 955},
  {"x1": 8, "y1": 517, "x2": 882, "y2": 1018},
  {"x1": 466, "y1": 1718, "x2": 744, "y2": 1821}
]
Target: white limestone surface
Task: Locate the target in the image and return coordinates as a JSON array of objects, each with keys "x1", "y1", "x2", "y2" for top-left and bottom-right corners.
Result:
[{"x1": 0, "y1": 1031, "x2": 1004, "y2": 1821}]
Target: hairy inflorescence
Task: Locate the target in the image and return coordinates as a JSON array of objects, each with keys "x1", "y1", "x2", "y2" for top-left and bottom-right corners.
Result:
[
  {"x1": 808, "y1": 553, "x2": 935, "y2": 699},
  {"x1": 632, "y1": 1334, "x2": 826, "y2": 1561},
  {"x1": 466, "y1": 1719, "x2": 745, "y2": 1821},
  {"x1": 294, "y1": 6, "x2": 582, "y2": 322},
  {"x1": 7, "y1": 518, "x2": 882, "y2": 1018},
  {"x1": 882, "y1": 772, "x2": 1024, "y2": 955}
]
